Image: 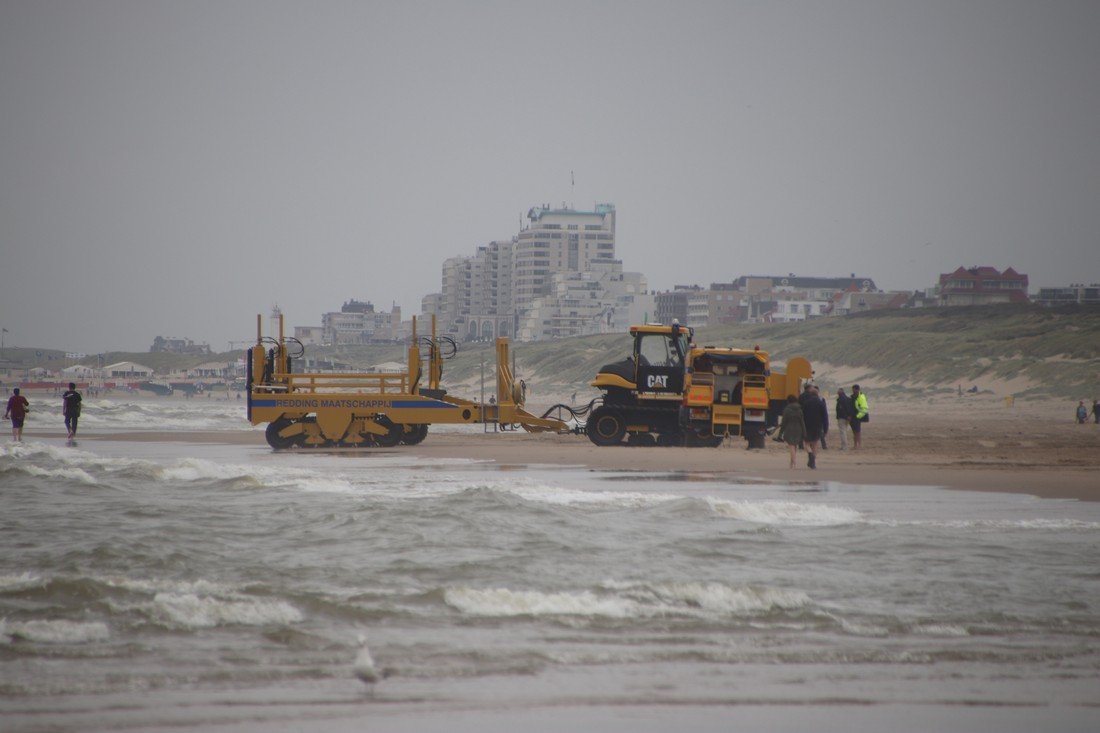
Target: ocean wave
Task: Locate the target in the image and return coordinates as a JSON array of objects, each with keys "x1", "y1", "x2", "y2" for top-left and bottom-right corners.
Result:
[
  {"x1": 445, "y1": 480, "x2": 864, "y2": 528},
  {"x1": 0, "y1": 443, "x2": 291, "y2": 490},
  {"x1": 1, "y1": 618, "x2": 110, "y2": 644},
  {"x1": 148, "y1": 592, "x2": 304, "y2": 629},
  {"x1": 706, "y1": 498, "x2": 863, "y2": 526},
  {"x1": 0, "y1": 572, "x2": 46, "y2": 592},
  {"x1": 869, "y1": 518, "x2": 1100, "y2": 531},
  {"x1": 506, "y1": 484, "x2": 684, "y2": 508},
  {"x1": 80, "y1": 398, "x2": 251, "y2": 432},
  {"x1": 443, "y1": 580, "x2": 812, "y2": 621}
]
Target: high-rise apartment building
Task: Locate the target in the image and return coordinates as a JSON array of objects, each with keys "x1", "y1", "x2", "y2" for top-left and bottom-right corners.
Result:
[{"x1": 425, "y1": 203, "x2": 649, "y2": 341}]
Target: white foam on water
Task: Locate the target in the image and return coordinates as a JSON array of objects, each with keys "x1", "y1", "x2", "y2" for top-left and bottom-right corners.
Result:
[
  {"x1": 835, "y1": 616, "x2": 891, "y2": 637},
  {"x1": 0, "y1": 572, "x2": 45, "y2": 591},
  {"x1": 444, "y1": 580, "x2": 813, "y2": 620},
  {"x1": 505, "y1": 484, "x2": 684, "y2": 508},
  {"x1": 603, "y1": 579, "x2": 814, "y2": 614},
  {"x1": 869, "y1": 517, "x2": 1100, "y2": 531},
  {"x1": 707, "y1": 497, "x2": 863, "y2": 526},
  {"x1": 97, "y1": 575, "x2": 234, "y2": 597},
  {"x1": 79, "y1": 398, "x2": 251, "y2": 432},
  {"x1": 444, "y1": 587, "x2": 638, "y2": 619},
  {"x1": 158, "y1": 457, "x2": 258, "y2": 482},
  {"x1": 20, "y1": 463, "x2": 99, "y2": 484},
  {"x1": 910, "y1": 623, "x2": 970, "y2": 637},
  {"x1": 150, "y1": 592, "x2": 304, "y2": 629},
  {"x1": 1, "y1": 619, "x2": 110, "y2": 644}
]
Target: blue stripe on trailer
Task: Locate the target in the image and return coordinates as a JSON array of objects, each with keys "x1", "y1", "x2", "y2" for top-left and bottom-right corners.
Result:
[{"x1": 249, "y1": 398, "x2": 457, "y2": 409}]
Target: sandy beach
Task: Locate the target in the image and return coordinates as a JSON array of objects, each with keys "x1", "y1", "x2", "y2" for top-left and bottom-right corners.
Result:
[{"x1": 45, "y1": 394, "x2": 1099, "y2": 502}]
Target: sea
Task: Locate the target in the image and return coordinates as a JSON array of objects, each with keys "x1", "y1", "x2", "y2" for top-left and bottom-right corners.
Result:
[{"x1": 2, "y1": 397, "x2": 1099, "y2": 732}]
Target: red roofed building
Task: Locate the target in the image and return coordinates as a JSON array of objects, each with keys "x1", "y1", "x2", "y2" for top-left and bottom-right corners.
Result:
[{"x1": 937, "y1": 266, "x2": 1029, "y2": 306}]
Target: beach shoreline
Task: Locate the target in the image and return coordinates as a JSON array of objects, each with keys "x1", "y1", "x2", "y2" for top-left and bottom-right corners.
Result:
[{"x1": 25, "y1": 398, "x2": 1097, "y2": 502}]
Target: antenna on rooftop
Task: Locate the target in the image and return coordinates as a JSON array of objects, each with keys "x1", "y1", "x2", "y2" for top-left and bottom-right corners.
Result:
[{"x1": 571, "y1": 170, "x2": 575, "y2": 207}]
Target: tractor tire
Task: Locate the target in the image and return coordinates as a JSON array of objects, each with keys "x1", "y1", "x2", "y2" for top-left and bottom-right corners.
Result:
[
  {"x1": 745, "y1": 427, "x2": 767, "y2": 450},
  {"x1": 587, "y1": 406, "x2": 627, "y2": 446}
]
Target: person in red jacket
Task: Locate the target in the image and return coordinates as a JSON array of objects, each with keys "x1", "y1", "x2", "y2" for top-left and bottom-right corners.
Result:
[{"x1": 4, "y1": 387, "x2": 30, "y2": 441}]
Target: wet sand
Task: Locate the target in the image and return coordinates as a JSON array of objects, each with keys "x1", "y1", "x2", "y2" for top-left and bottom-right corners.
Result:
[{"x1": 60, "y1": 398, "x2": 1100, "y2": 502}]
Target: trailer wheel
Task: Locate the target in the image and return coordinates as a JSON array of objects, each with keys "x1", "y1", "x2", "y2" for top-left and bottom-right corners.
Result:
[
  {"x1": 371, "y1": 416, "x2": 403, "y2": 447},
  {"x1": 587, "y1": 407, "x2": 626, "y2": 446},
  {"x1": 266, "y1": 417, "x2": 298, "y2": 450},
  {"x1": 400, "y1": 424, "x2": 429, "y2": 445}
]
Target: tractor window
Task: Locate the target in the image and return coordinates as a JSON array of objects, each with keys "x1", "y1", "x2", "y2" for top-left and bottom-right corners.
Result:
[{"x1": 638, "y1": 334, "x2": 681, "y2": 368}]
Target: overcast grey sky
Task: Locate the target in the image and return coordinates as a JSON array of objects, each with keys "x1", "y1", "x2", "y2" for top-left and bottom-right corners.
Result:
[{"x1": 2, "y1": 0, "x2": 1098, "y2": 353}]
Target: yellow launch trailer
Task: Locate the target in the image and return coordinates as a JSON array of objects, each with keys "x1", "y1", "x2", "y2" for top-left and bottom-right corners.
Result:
[{"x1": 247, "y1": 313, "x2": 572, "y2": 449}]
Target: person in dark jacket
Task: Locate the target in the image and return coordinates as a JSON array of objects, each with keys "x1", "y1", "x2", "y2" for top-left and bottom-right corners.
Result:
[
  {"x1": 62, "y1": 382, "x2": 83, "y2": 440},
  {"x1": 798, "y1": 384, "x2": 825, "y2": 469},
  {"x1": 777, "y1": 395, "x2": 807, "y2": 469},
  {"x1": 835, "y1": 387, "x2": 853, "y2": 450}
]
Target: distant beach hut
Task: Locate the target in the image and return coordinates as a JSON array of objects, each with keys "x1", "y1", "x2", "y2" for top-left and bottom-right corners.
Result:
[
  {"x1": 369, "y1": 361, "x2": 406, "y2": 373},
  {"x1": 103, "y1": 361, "x2": 154, "y2": 379},
  {"x1": 61, "y1": 364, "x2": 97, "y2": 380},
  {"x1": 187, "y1": 361, "x2": 231, "y2": 379}
]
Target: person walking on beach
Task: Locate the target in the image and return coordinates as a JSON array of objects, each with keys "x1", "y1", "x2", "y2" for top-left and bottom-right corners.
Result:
[
  {"x1": 777, "y1": 395, "x2": 807, "y2": 469},
  {"x1": 851, "y1": 384, "x2": 869, "y2": 449},
  {"x1": 62, "y1": 382, "x2": 82, "y2": 439},
  {"x1": 798, "y1": 383, "x2": 825, "y2": 469},
  {"x1": 4, "y1": 387, "x2": 30, "y2": 441},
  {"x1": 1076, "y1": 401, "x2": 1089, "y2": 424},
  {"x1": 835, "y1": 387, "x2": 853, "y2": 450},
  {"x1": 1093, "y1": 398, "x2": 1100, "y2": 424}
]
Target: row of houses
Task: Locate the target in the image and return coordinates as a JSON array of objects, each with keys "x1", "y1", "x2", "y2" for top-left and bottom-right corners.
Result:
[
  {"x1": 653, "y1": 267, "x2": 1097, "y2": 327},
  {"x1": 23, "y1": 360, "x2": 244, "y2": 383}
]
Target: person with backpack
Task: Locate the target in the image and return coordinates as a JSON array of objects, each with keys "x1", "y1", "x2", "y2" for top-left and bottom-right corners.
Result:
[{"x1": 62, "y1": 382, "x2": 83, "y2": 439}]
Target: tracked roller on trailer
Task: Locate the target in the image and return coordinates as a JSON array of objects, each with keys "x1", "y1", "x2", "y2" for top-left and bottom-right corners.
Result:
[{"x1": 246, "y1": 313, "x2": 575, "y2": 449}]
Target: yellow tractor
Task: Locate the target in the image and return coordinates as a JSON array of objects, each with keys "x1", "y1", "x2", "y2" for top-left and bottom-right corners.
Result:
[
  {"x1": 247, "y1": 313, "x2": 571, "y2": 448},
  {"x1": 586, "y1": 323, "x2": 812, "y2": 448}
]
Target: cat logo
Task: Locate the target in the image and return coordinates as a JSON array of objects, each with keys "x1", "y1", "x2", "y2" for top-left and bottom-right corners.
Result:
[{"x1": 647, "y1": 374, "x2": 669, "y2": 389}]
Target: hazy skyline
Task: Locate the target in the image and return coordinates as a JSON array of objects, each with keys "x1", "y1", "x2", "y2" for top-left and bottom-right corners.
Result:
[{"x1": 2, "y1": 0, "x2": 1099, "y2": 353}]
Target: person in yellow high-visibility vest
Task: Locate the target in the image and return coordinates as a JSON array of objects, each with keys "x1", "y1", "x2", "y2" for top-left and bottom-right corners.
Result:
[{"x1": 851, "y1": 384, "x2": 869, "y2": 449}]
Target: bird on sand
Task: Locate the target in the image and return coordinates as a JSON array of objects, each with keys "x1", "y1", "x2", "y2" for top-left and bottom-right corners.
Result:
[{"x1": 353, "y1": 633, "x2": 381, "y2": 686}]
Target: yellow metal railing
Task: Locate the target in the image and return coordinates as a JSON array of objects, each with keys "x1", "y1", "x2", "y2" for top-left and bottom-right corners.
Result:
[{"x1": 284, "y1": 373, "x2": 409, "y2": 394}]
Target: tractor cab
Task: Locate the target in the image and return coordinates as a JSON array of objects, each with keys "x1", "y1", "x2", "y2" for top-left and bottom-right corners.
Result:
[{"x1": 633, "y1": 323, "x2": 691, "y2": 395}]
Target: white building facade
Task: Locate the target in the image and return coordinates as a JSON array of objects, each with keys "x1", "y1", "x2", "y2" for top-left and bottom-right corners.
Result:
[{"x1": 425, "y1": 203, "x2": 651, "y2": 341}]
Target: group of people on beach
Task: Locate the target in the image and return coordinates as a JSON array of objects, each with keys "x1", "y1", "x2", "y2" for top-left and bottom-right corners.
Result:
[
  {"x1": 1076, "y1": 399, "x2": 1100, "y2": 424},
  {"x1": 776, "y1": 383, "x2": 869, "y2": 469},
  {"x1": 4, "y1": 383, "x2": 82, "y2": 441}
]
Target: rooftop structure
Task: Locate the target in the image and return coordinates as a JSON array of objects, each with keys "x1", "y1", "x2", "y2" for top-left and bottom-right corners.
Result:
[{"x1": 937, "y1": 266, "x2": 1029, "y2": 306}]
